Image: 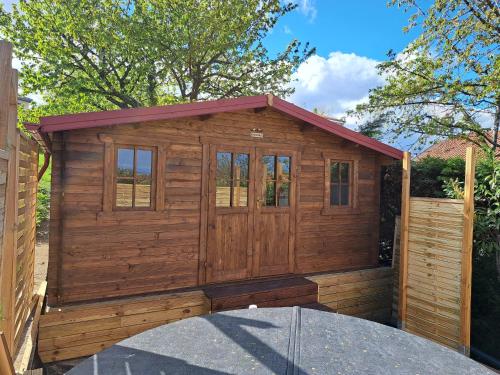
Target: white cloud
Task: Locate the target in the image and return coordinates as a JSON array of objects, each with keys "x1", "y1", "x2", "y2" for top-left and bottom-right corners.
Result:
[
  {"x1": 289, "y1": 51, "x2": 384, "y2": 127},
  {"x1": 283, "y1": 25, "x2": 292, "y2": 35},
  {"x1": 297, "y1": 0, "x2": 317, "y2": 22}
]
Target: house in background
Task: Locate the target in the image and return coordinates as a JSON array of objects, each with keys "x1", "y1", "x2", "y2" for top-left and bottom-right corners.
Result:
[
  {"x1": 416, "y1": 131, "x2": 499, "y2": 160},
  {"x1": 27, "y1": 94, "x2": 403, "y2": 306}
]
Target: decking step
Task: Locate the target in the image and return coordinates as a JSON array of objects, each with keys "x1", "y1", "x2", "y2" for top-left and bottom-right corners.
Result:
[{"x1": 203, "y1": 277, "x2": 318, "y2": 312}]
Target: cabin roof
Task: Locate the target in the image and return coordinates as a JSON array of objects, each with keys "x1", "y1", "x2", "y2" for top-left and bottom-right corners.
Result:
[{"x1": 28, "y1": 94, "x2": 403, "y2": 159}]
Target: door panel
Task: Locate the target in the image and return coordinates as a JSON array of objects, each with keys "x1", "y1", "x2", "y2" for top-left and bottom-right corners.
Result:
[
  {"x1": 212, "y1": 213, "x2": 249, "y2": 281},
  {"x1": 257, "y1": 213, "x2": 290, "y2": 276},
  {"x1": 206, "y1": 145, "x2": 254, "y2": 283},
  {"x1": 254, "y1": 149, "x2": 297, "y2": 277}
]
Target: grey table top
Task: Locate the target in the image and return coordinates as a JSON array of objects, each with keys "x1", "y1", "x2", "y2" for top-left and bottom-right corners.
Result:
[{"x1": 68, "y1": 307, "x2": 493, "y2": 375}]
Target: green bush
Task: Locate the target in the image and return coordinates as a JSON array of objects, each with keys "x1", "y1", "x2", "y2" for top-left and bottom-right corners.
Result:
[
  {"x1": 379, "y1": 156, "x2": 466, "y2": 262},
  {"x1": 36, "y1": 153, "x2": 51, "y2": 227}
]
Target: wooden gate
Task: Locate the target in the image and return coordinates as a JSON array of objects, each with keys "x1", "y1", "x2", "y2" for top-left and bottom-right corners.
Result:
[{"x1": 0, "y1": 41, "x2": 40, "y2": 359}]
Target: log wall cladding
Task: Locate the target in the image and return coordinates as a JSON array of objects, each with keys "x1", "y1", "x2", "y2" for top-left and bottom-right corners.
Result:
[
  {"x1": 308, "y1": 267, "x2": 393, "y2": 323},
  {"x1": 34, "y1": 95, "x2": 402, "y2": 306},
  {"x1": 38, "y1": 290, "x2": 210, "y2": 363}
]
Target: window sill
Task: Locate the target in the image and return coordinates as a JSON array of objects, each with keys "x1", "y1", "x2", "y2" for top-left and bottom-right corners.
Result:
[
  {"x1": 97, "y1": 210, "x2": 168, "y2": 222},
  {"x1": 320, "y1": 207, "x2": 361, "y2": 216}
]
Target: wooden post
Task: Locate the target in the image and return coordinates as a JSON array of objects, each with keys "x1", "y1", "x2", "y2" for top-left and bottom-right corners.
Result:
[
  {"x1": 459, "y1": 147, "x2": 475, "y2": 356},
  {"x1": 398, "y1": 151, "x2": 411, "y2": 329},
  {"x1": 0, "y1": 41, "x2": 12, "y2": 150},
  {"x1": 0, "y1": 41, "x2": 19, "y2": 354}
]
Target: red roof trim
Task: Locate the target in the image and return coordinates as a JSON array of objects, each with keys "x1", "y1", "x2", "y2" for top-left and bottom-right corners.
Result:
[
  {"x1": 38, "y1": 94, "x2": 403, "y2": 159},
  {"x1": 40, "y1": 95, "x2": 268, "y2": 132}
]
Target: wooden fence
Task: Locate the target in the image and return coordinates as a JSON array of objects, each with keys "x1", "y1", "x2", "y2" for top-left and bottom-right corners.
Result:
[
  {"x1": 308, "y1": 267, "x2": 393, "y2": 324},
  {"x1": 0, "y1": 40, "x2": 40, "y2": 360},
  {"x1": 396, "y1": 149, "x2": 475, "y2": 355}
]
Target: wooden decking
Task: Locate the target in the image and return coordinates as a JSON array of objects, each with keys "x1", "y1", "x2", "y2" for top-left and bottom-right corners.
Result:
[
  {"x1": 38, "y1": 267, "x2": 394, "y2": 363},
  {"x1": 203, "y1": 276, "x2": 318, "y2": 312}
]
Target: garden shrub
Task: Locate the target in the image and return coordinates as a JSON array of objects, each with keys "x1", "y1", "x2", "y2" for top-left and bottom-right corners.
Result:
[{"x1": 36, "y1": 153, "x2": 51, "y2": 228}]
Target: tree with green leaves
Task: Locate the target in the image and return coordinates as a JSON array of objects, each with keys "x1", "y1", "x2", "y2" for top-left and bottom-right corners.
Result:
[
  {"x1": 354, "y1": 0, "x2": 499, "y2": 151},
  {"x1": 0, "y1": 0, "x2": 313, "y2": 114}
]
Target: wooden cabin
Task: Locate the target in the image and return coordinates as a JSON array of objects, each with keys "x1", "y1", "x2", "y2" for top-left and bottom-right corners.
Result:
[{"x1": 28, "y1": 95, "x2": 403, "y2": 307}]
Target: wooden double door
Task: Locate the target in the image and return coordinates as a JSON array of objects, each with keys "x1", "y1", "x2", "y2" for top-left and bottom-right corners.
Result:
[{"x1": 205, "y1": 144, "x2": 298, "y2": 283}]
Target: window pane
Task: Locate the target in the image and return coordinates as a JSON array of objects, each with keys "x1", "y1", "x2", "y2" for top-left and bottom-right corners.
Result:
[
  {"x1": 277, "y1": 156, "x2": 290, "y2": 181},
  {"x1": 216, "y1": 152, "x2": 232, "y2": 181},
  {"x1": 340, "y1": 184, "x2": 349, "y2": 206},
  {"x1": 117, "y1": 148, "x2": 134, "y2": 177},
  {"x1": 278, "y1": 182, "x2": 289, "y2": 207},
  {"x1": 233, "y1": 154, "x2": 249, "y2": 207},
  {"x1": 340, "y1": 163, "x2": 349, "y2": 183},
  {"x1": 330, "y1": 184, "x2": 339, "y2": 206},
  {"x1": 137, "y1": 149, "x2": 152, "y2": 177},
  {"x1": 264, "y1": 181, "x2": 276, "y2": 206},
  {"x1": 263, "y1": 155, "x2": 275, "y2": 180},
  {"x1": 116, "y1": 178, "x2": 133, "y2": 207},
  {"x1": 216, "y1": 178, "x2": 231, "y2": 207},
  {"x1": 135, "y1": 178, "x2": 151, "y2": 207},
  {"x1": 330, "y1": 162, "x2": 339, "y2": 184},
  {"x1": 234, "y1": 154, "x2": 249, "y2": 181},
  {"x1": 232, "y1": 179, "x2": 248, "y2": 207}
]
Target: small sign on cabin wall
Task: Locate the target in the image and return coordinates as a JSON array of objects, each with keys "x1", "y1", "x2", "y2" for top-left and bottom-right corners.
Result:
[{"x1": 250, "y1": 128, "x2": 264, "y2": 138}]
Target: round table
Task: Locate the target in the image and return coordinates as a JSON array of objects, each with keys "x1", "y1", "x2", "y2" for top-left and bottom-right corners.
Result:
[{"x1": 68, "y1": 307, "x2": 492, "y2": 374}]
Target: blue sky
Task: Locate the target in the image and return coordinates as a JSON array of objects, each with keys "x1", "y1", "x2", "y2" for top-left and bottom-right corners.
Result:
[{"x1": 265, "y1": 1, "x2": 418, "y2": 60}]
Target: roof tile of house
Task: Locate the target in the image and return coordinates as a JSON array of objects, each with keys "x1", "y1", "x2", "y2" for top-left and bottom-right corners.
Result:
[{"x1": 416, "y1": 131, "x2": 499, "y2": 160}]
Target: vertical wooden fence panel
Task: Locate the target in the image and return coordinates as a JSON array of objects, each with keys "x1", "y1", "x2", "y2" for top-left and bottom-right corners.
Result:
[
  {"x1": 13, "y1": 135, "x2": 38, "y2": 351},
  {"x1": 397, "y1": 148, "x2": 475, "y2": 355},
  {"x1": 405, "y1": 197, "x2": 465, "y2": 349},
  {"x1": 0, "y1": 40, "x2": 39, "y2": 359},
  {"x1": 0, "y1": 41, "x2": 19, "y2": 353}
]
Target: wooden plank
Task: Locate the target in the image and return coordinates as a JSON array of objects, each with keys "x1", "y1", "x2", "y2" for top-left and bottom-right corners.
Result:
[
  {"x1": 206, "y1": 277, "x2": 317, "y2": 311},
  {"x1": 101, "y1": 137, "x2": 113, "y2": 213},
  {"x1": 459, "y1": 147, "x2": 475, "y2": 356},
  {"x1": 198, "y1": 143, "x2": 209, "y2": 285},
  {"x1": 0, "y1": 41, "x2": 12, "y2": 150},
  {"x1": 0, "y1": 332, "x2": 14, "y2": 375},
  {"x1": 398, "y1": 151, "x2": 410, "y2": 328},
  {"x1": 14, "y1": 281, "x2": 46, "y2": 374}
]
